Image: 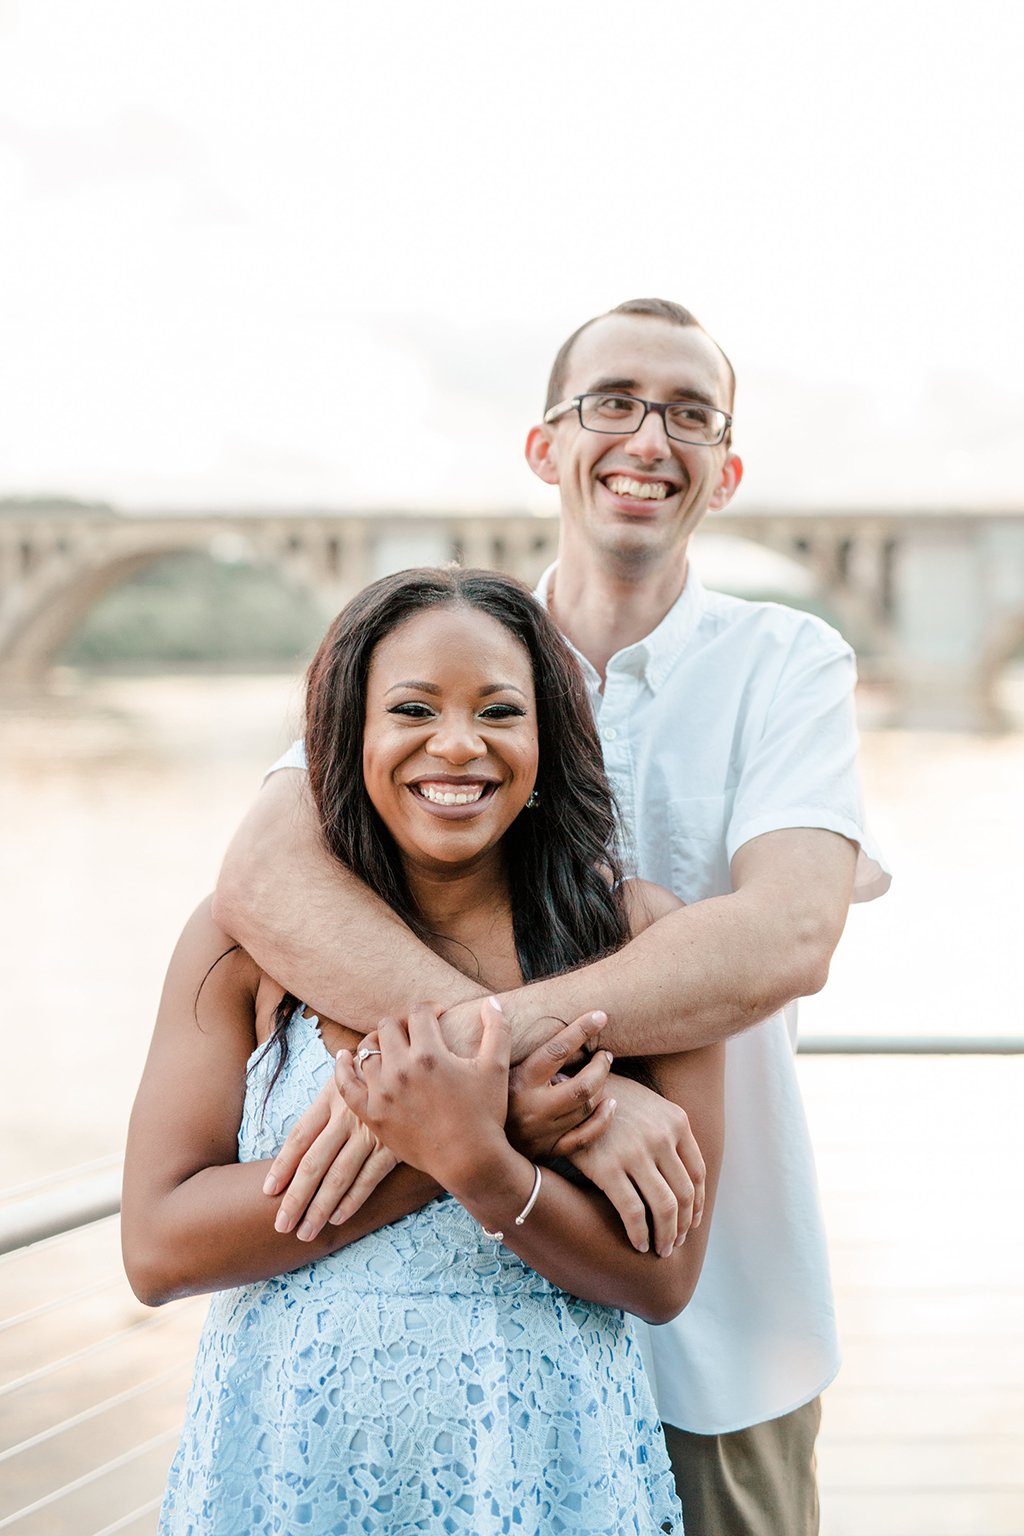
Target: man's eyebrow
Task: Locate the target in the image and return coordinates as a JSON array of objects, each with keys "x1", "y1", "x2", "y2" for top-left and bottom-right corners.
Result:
[
  {"x1": 589, "y1": 375, "x2": 640, "y2": 394},
  {"x1": 588, "y1": 376, "x2": 722, "y2": 409},
  {"x1": 385, "y1": 681, "x2": 528, "y2": 698}
]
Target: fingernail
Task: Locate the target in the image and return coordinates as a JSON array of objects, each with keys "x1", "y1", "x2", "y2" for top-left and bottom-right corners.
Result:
[
  {"x1": 336, "y1": 1048, "x2": 345, "y2": 1060},
  {"x1": 274, "y1": 1209, "x2": 293, "y2": 1233},
  {"x1": 296, "y1": 1220, "x2": 314, "y2": 1242},
  {"x1": 263, "y1": 1173, "x2": 279, "y2": 1196},
  {"x1": 658, "y1": 1245, "x2": 673, "y2": 1259},
  {"x1": 603, "y1": 1050, "x2": 614, "y2": 1063},
  {"x1": 591, "y1": 1011, "x2": 606, "y2": 1025},
  {"x1": 638, "y1": 1240, "x2": 649, "y2": 1254},
  {"x1": 607, "y1": 1099, "x2": 617, "y2": 1114},
  {"x1": 329, "y1": 1207, "x2": 344, "y2": 1225},
  {"x1": 488, "y1": 996, "x2": 503, "y2": 1012},
  {"x1": 674, "y1": 1233, "x2": 687, "y2": 1248}
]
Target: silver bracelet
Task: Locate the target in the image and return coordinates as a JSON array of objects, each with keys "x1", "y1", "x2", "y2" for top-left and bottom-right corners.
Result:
[
  {"x1": 515, "y1": 1162, "x2": 543, "y2": 1226},
  {"x1": 481, "y1": 1163, "x2": 543, "y2": 1243}
]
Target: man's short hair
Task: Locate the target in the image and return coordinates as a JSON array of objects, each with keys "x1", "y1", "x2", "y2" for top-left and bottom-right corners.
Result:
[{"x1": 543, "y1": 297, "x2": 736, "y2": 415}]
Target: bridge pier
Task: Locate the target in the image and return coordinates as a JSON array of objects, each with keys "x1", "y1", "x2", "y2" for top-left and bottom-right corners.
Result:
[{"x1": 890, "y1": 519, "x2": 1024, "y2": 730}]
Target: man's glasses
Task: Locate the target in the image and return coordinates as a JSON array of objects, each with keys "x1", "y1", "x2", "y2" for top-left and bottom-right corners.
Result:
[{"x1": 544, "y1": 392, "x2": 732, "y2": 447}]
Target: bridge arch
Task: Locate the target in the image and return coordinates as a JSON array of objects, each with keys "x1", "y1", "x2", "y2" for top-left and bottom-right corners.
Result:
[{"x1": 0, "y1": 510, "x2": 562, "y2": 690}]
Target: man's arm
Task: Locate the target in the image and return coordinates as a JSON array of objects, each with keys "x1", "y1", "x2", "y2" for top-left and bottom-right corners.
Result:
[
  {"x1": 212, "y1": 768, "x2": 487, "y2": 1025},
  {"x1": 215, "y1": 773, "x2": 856, "y2": 1060},
  {"x1": 469, "y1": 827, "x2": 858, "y2": 1058}
]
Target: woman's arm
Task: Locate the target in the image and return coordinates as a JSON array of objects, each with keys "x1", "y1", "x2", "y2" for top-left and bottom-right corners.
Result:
[
  {"x1": 121, "y1": 897, "x2": 440, "y2": 1306},
  {"x1": 447, "y1": 879, "x2": 723, "y2": 1319},
  {"x1": 338, "y1": 1000, "x2": 724, "y2": 1326},
  {"x1": 459, "y1": 1045, "x2": 723, "y2": 1324}
]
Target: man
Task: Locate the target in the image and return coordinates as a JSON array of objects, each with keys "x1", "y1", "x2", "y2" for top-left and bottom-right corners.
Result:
[{"x1": 214, "y1": 298, "x2": 889, "y2": 1535}]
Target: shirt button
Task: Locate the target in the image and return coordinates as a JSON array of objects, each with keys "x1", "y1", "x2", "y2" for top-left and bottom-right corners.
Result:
[{"x1": 603, "y1": 727, "x2": 618, "y2": 741}]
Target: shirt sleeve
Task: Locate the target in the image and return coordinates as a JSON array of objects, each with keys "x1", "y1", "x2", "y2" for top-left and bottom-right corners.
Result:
[
  {"x1": 725, "y1": 618, "x2": 891, "y2": 903},
  {"x1": 263, "y1": 738, "x2": 308, "y2": 780}
]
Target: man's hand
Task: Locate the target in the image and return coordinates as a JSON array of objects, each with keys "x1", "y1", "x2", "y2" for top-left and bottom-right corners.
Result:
[
  {"x1": 569, "y1": 1075, "x2": 706, "y2": 1259},
  {"x1": 262, "y1": 1073, "x2": 397, "y2": 1242},
  {"x1": 506, "y1": 1011, "x2": 616, "y2": 1161}
]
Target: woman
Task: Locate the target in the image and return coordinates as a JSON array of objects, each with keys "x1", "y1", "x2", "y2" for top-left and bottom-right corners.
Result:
[{"x1": 122, "y1": 566, "x2": 724, "y2": 1535}]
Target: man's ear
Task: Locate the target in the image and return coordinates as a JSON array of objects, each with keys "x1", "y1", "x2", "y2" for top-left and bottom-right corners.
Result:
[
  {"x1": 525, "y1": 424, "x2": 560, "y2": 486},
  {"x1": 708, "y1": 453, "x2": 743, "y2": 512}
]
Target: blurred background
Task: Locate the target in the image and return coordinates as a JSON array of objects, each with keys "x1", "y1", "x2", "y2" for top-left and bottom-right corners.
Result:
[{"x1": 1, "y1": 3, "x2": 1022, "y2": 1533}]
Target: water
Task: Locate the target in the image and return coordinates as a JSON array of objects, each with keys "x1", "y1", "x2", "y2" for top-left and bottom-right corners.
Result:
[
  {"x1": 1, "y1": 671, "x2": 305, "y2": 1186},
  {"x1": 2, "y1": 668, "x2": 1022, "y2": 1187}
]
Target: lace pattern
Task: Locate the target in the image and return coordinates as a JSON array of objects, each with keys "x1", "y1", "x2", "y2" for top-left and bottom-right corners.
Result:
[{"x1": 160, "y1": 1010, "x2": 682, "y2": 1534}]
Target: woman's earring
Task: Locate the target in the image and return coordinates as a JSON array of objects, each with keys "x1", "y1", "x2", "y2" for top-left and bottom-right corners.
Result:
[{"x1": 525, "y1": 789, "x2": 539, "y2": 810}]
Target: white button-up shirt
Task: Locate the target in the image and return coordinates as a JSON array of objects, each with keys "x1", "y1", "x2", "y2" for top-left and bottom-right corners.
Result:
[
  {"x1": 536, "y1": 562, "x2": 889, "y2": 1433},
  {"x1": 272, "y1": 564, "x2": 889, "y2": 1434}
]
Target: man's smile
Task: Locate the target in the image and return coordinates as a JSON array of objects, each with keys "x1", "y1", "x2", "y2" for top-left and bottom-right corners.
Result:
[{"x1": 600, "y1": 473, "x2": 679, "y2": 503}]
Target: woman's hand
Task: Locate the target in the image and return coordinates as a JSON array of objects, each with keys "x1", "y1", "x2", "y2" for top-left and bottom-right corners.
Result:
[
  {"x1": 568, "y1": 1074, "x2": 706, "y2": 1258},
  {"x1": 337, "y1": 998, "x2": 511, "y2": 1189},
  {"x1": 262, "y1": 1073, "x2": 397, "y2": 1242},
  {"x1": 506, "y1": 1011, "x2": 616, "y2": 1161}
]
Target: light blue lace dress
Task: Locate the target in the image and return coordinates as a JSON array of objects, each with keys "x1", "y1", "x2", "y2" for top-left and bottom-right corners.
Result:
[{"x1": 159, "y1": 1010, "x2": 683, "y2": 1535}]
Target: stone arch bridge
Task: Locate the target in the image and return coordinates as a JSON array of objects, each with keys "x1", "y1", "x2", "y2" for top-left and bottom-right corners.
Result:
[{"x1": 2, "y1": 503, "x2": 1023, "y2": 729}]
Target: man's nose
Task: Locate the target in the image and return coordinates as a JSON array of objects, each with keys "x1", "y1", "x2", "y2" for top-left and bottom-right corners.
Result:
[{"x1": 626, "y1": 407, "x2": 672, "y2": 462}]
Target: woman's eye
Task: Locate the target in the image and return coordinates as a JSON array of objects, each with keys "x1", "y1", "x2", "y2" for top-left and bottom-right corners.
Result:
[
  {"x1": 388, "y1": 702, "x2": 435, "y2": 719},
  {"x1": 479, "y1": 704, "x2": 525, "y2": 721}
]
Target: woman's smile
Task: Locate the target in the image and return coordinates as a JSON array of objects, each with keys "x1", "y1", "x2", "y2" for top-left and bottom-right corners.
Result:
[{"x1": 407, "y1": 775, "x2": 500, "y2": 813}]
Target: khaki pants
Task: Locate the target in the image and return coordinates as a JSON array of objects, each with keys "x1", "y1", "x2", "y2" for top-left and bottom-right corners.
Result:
[{"x1": 661, "y1": 1396, "x2": 822, "y2": 1536}]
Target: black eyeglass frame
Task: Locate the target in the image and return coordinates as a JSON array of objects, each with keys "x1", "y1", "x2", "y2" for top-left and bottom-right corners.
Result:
[{"x1": 543, "y1": 392, "x2": 732, "y2": 446}]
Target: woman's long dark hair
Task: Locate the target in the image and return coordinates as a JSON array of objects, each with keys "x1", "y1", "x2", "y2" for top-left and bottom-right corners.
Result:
[{"x1": 262, "y1": 566, "x2": 632, "y2": 1086}]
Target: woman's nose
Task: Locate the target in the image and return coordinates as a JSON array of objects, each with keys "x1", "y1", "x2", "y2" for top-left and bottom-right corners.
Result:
[{"x1": 425, "y1": 719, "x2": 486, "y2": 763}]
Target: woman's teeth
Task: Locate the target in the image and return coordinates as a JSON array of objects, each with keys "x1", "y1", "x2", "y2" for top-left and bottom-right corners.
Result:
[{"x1": 417, "y1": 783, "x2": 487, "y2": 805}]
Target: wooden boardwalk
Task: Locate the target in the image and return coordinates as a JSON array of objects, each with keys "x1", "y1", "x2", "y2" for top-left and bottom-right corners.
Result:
[
  {"x1": 804, "y1": 1054, "x2": 1024, "y2": 1536},
  {"x1": 1, "y1": 1054, "x2": 1021, "y2": 1534}
]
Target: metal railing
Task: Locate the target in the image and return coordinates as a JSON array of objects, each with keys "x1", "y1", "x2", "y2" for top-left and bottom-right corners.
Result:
[
  {"x1": 0, "y1": 1158, "x2": 122, "y2": 1260},
  {"x1": 798, "y1": 1034, "x2": 1024, "y2": 1054}
]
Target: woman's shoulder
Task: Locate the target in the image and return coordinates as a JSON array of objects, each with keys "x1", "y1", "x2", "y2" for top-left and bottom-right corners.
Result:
[
  {"x1": 618, "y1": 877, "x2": 683, "y2": 939},
  {"x1": 166, "y1": 895, "x2": 262, "y2": 1004}
]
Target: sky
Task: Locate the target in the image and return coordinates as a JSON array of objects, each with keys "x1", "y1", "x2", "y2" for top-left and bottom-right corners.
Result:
[{"x1": 1, "y1": 0, "x2": 1022, "y2": 514}]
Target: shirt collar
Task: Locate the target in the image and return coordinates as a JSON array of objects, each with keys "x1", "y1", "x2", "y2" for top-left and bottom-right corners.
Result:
[{"x1": 534, "y1": 560, "x2": 707, "y2": 693}]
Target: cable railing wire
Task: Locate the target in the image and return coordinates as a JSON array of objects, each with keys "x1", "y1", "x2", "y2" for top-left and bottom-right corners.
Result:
[
  {"x1": 0, "y1": 1426, "x2": 180, "y2": 1532},
  {"x1": 0, "y1": 1308, "x2": 189, "y2": 1402},
  {"x1": 0, "y1": 1359, "x2": 192, "y2": 1467},
  {"x1": 0, "y1": 1273, "x2": 123, "y2": 1335},
  {"x1": 90, "y1": 1495, "x2": 165, "y2": 1536}
]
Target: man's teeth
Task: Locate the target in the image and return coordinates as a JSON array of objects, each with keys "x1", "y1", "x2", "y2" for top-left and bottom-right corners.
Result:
[
  {"x1": 418, "y1": 783, "x2": 486, "y2": 805},
  {"x1": 604, "y1": 475, "x2": 670, "y2": 501}
]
